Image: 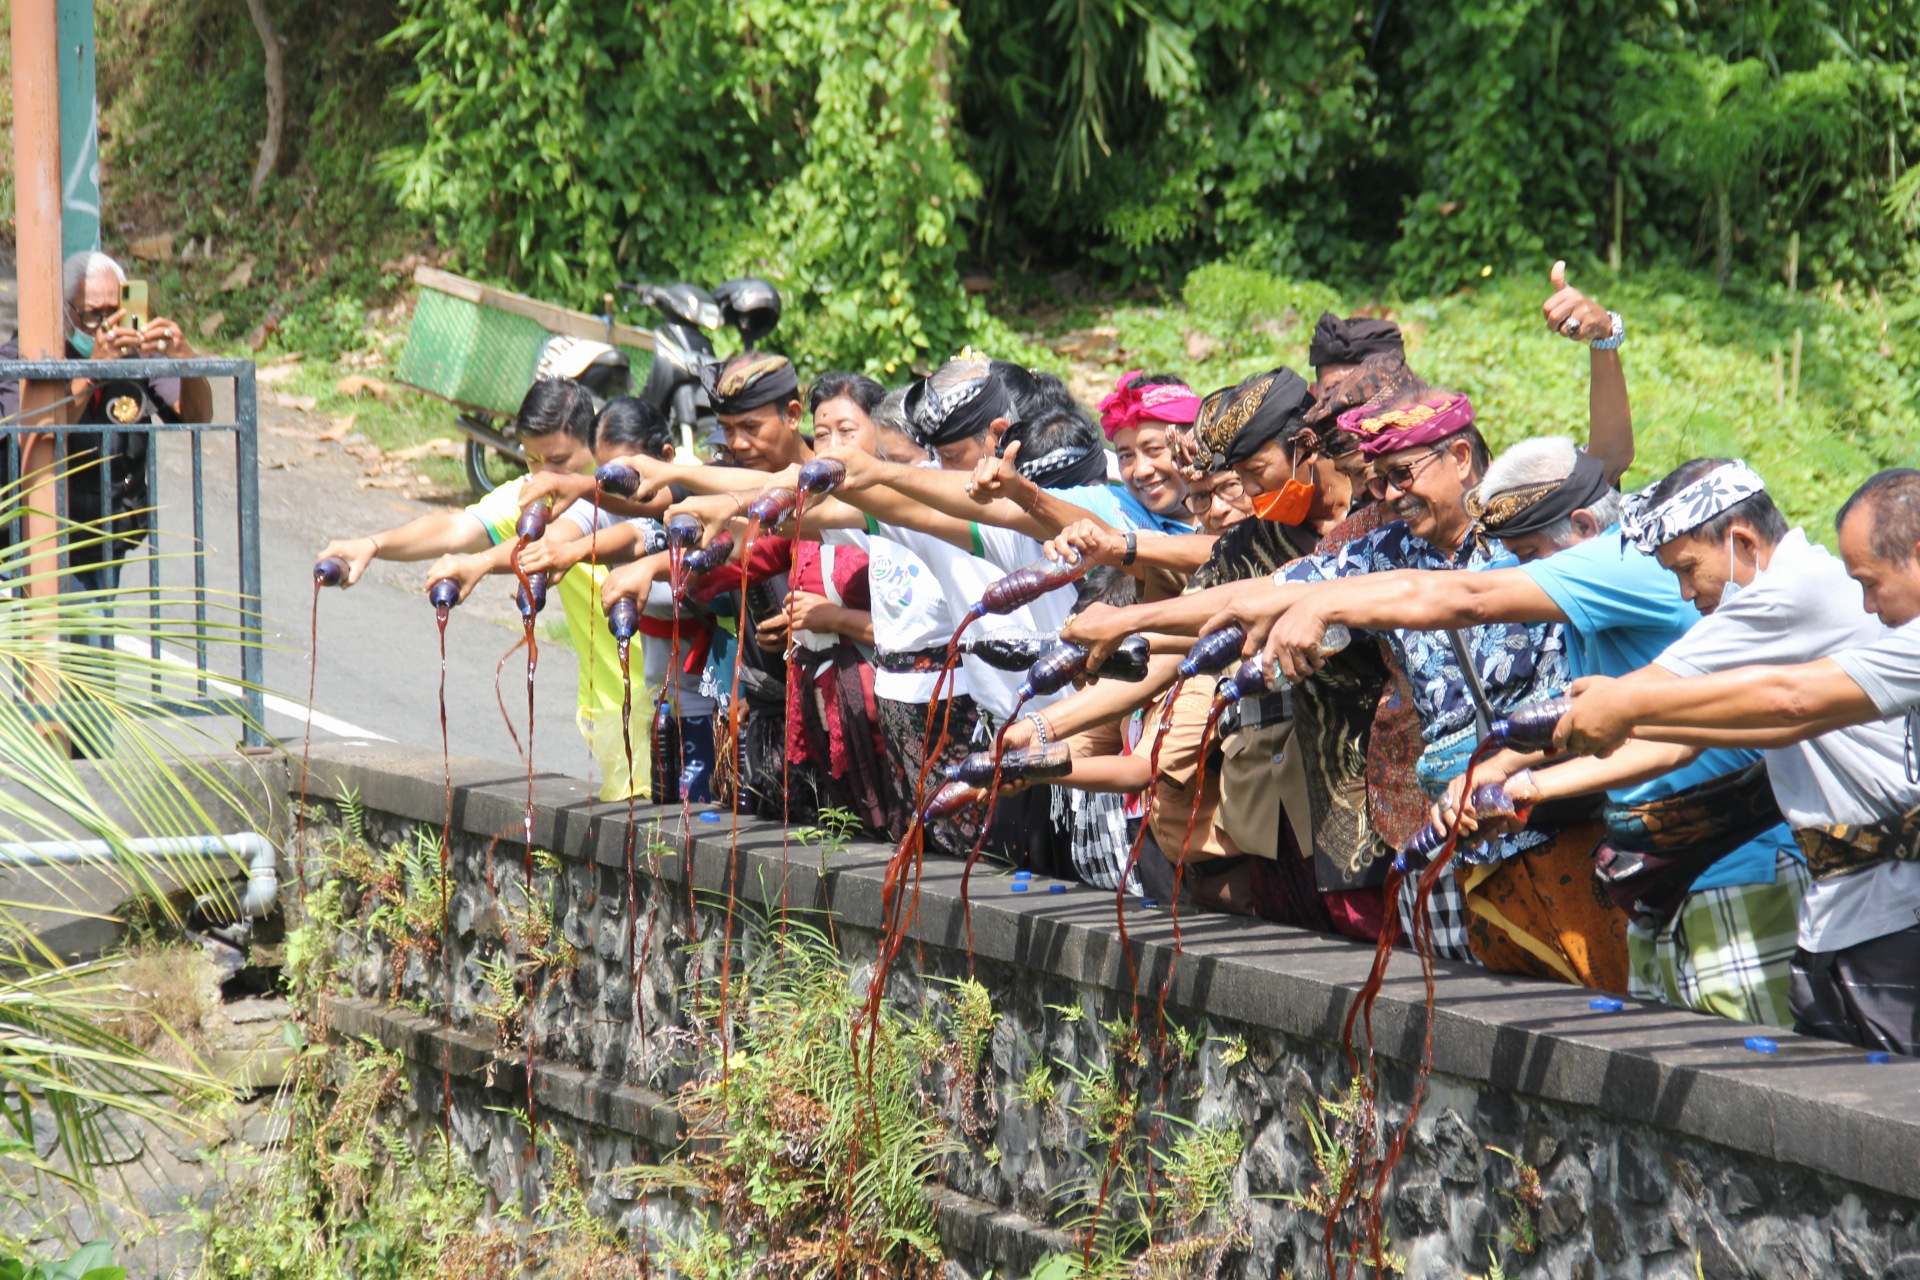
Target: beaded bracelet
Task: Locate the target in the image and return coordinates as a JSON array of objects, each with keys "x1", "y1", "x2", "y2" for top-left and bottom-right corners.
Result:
[{"x1": 1026, "y1": 711, "x2": 1051, "y2": 746}]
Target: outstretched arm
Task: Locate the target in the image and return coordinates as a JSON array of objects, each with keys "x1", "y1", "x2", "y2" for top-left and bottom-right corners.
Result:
[
  {"x1": 1261, "y1": 567, "x2": 1565, "y2": 682},
  {"x1": 1555, "y1": 663, "x2": 1879, "y2": 756},
  {"x1": 318, "y1": 511, "x2": 492, "y2": 586}
]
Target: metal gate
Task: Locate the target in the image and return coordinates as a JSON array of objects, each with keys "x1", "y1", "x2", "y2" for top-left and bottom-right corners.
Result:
[{"x1": 0, "y1": 356, "x2": 264, "y2": 747}]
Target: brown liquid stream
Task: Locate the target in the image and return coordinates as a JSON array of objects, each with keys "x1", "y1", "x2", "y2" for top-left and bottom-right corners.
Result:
[
  {"x1": 1321, "y1": 742, "x2": 1493, "y2": 1279},
  {"x1": 507, "y1": 537, "x2": 541, "y2": 1137},
  {"x1": 1079, "y1": 677, "x2": 1187, "y2": 1272},
  {"x1": 716, "y1": 515, "x2": 769, "y2": 1095},
  {"x1": 295, "y1": 580, "x2": 321, "y2": 909},
  {"x1": 437, "y1": 604, "x2": 454, "y2": 1146}
]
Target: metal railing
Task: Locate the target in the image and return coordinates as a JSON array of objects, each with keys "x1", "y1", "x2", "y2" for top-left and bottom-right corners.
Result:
[{"x1": 0, "y1": 357, "x2": 264, "y2": 747}]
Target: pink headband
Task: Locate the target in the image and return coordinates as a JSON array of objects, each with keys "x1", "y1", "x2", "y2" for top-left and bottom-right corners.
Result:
[
  {"x1": 1097, "y1": 370, "x2": 1202, "y2": 441},
  {"x1": 1339, "y1": 391, "x2": 1476, "y2": 457}
]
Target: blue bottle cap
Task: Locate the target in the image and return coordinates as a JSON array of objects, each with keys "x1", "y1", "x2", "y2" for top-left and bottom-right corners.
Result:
[
  {"x1": 698, "y1": 811, "x2": 722, "y2": 823},
  {"x1": 1589, "y1": 997, "x2": 1624, "y2": 1012},
  {"x1": 1014, "y1": 870, "x2": 1032, "y2": 880},
  {"x1": 1140, "y1": 897, "x2": 1160, "y2": 908},
  {"x1": 1010, "y1": 881, "x2": 1029, "y2": 893},
  {"x1": 1743, "y1": 1036, "x2": 1778, "y2": 1054},
  {"x1": 1867, "y1": 1051, "x2": 1893, "y2": 1064},
  {"x1": 1047, "y1": 883, "x2": 1066, "y2": 894}
]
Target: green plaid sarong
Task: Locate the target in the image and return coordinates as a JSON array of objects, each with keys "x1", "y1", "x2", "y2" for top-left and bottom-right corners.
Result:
[{"x1": 1626, "y1": 850, "x2": 1810, "y2": 1031}]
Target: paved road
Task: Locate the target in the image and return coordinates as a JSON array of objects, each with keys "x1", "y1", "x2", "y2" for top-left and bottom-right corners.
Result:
[{"x1": 138, "y1": 383, "x2": 597, "y2": 785}]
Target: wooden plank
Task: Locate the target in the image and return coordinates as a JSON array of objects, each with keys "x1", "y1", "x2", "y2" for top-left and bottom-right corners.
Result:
[{"x1": 412, "y1": 265, "x2": 655, "y2": 351}]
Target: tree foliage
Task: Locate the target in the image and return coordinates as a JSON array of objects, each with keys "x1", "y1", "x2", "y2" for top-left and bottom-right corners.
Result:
[{"x1": 373, "y1": 0, "x2": 1917, "y2": 371}]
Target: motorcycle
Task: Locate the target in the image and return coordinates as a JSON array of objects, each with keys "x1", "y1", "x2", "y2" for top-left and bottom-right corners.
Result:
[{"x1": 455, "y1": 276, "x2": 782, "y2": 495}]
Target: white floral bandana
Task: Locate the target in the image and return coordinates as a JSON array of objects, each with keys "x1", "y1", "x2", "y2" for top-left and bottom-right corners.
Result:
[{"x1": 1619, "y1": 461, "x2": 1767, "y2": 553}]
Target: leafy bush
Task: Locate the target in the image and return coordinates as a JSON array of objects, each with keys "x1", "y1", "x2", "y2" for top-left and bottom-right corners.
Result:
[{"x1": 0, "y1": 1242, "x2": 123, "y2": 1280}]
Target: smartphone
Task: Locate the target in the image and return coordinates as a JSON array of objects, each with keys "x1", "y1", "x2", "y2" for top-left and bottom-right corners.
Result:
[{"x1": 120, "y1": 280, "x2": 150, "y2": 331}]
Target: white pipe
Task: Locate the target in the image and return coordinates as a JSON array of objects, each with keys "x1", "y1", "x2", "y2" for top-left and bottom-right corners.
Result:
[{"x1": 0, "y1": 833, "x2": 279, "y2": 918}]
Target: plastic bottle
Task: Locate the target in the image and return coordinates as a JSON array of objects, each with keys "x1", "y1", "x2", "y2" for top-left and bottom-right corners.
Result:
[
  {"x1": 946, "y1": 743, "x2": 1074, "y2": 787},
  {"x1": 608, "y1": 597, "x2": 640, "y2": 642},
  {"x1": 970, "y1": 556, "x2": 1088, "y2": 619},
  {"x1": 516, "y1": 502, "x2": 550, "y2": 542},
  {"x1": 1393, "y1": 782, "x2": 1525, "y2": 872},
  {"x1": 679, "y1": 758, "x2": 708, "y2": 801},
  {"x1": 428, "y1": 578, "x2": 461, "y2": 612},
  {"x1": 1017, "y1": 643, "x2": 1091, "y2": 702},
  {"x1": 1217, "y1": 625, "x2": 1352, "y2": 703},
  {"x1": 595, "y1": 463, "x2": 641, "y2": 496},
  {"x1": 963, "y1": 630, "x2": 1061, "y2": 672},
  {"x1": 922, "y1": 780, "x2": 985, "y2": 822},
  {"x1": 683, "y1": 530, "x2": 736, "y2": 576},
  {"x1": 745, "y1": 486, "x2": 798, "y2": 527},
  {"x1": 1177, "y1": 624, "x2": 1247, "y2": 679},
  {"x1": 313, "y1": 557, "x2": 348, "y2": 588},
  {"x1": 1092, "y1": 634, "x2": 1153, "y2": 683},
  {"x1": 666, "y1": 513, "x2": 705, "y2": 550},
  {"x1": 797, "y1": 458, "x2": 848, "y2": 495},
  {"x1": 1488, "y1": 694, "x2": 1573, "y2": 753},
  {"x1": 516, "y1": 570, "x2": 548, "y2": 620}
]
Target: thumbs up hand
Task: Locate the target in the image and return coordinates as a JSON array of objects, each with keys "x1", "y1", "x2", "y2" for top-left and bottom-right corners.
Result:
[{"x1": 1542, "y1": 260, "x2": 1612, "y2": 342}]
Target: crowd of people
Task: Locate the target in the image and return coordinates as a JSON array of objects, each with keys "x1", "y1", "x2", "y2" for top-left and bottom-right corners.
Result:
[{"x1": 318, "y1": 263, "x2": 1920, "y2": 1059}]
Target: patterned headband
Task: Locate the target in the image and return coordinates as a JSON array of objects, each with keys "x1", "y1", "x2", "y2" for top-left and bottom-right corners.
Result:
[
  {"x1": 1619, "y1": 461, "x2": 1767, "y2": 553},
  {"x1": 1338, "y1": 390, "x2": 1475, "y2": 458}
]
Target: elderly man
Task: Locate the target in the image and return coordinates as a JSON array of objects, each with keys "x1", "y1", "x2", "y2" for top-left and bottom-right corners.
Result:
[
  {"x1": 2, "y1": 252, "x2": 214, "y2": 594},
  {"x1": 1557, "y1": 467, "x2": 1920, "y2": 1051},
  {"x1": 1264, "y1": 437, "x2": 1818, "y2": 1022}
]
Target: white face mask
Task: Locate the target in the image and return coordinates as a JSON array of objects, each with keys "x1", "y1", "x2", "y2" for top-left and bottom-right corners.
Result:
[{"x1": 1720, "y1": 527, "x2": 1760, "y2": 605}]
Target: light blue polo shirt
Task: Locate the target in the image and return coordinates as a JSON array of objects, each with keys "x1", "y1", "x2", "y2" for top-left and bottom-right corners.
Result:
[
  {"x1": 1516, "y1": 529, "x2": 1797, "y2": 890},
  {"x1": 1049, "y1": 482, "x2": 1195, "y2": 535}
]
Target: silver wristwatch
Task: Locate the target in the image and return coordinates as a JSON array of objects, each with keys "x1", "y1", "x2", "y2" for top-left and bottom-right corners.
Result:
[{"x1": 1591, "y1": 311, "x2": 1626, "y2": 350}]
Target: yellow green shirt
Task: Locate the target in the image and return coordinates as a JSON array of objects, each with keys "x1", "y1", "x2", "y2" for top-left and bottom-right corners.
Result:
[{"x1": 465, "y1": 482, "x2": 627, "y2": 715}]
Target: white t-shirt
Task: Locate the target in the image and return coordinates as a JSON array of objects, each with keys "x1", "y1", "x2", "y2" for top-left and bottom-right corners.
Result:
[
  {"x1": 1655, "y1": 530, "x2": 1920, "y2": 952},
  {"x1": 869, "y1": 533, "x2": 960, "y2": 702},
  {"x1": 870, "y1": 518, "x2": 1072, "y2": 725}
]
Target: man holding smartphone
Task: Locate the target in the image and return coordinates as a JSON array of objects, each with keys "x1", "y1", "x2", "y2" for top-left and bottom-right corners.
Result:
[{"x1": 1, "y1": 251, "x2": 214, "y2": 425}]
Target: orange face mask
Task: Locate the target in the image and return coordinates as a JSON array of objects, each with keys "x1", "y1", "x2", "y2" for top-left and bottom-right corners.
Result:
[{"x1": 1254, "y1": 455, "x2": 1314, "y2": 524}]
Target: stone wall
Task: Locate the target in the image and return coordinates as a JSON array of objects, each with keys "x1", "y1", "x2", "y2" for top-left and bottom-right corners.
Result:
[{"x1": 299, "y1": 744, "x2": 1920, "y2": 1280}]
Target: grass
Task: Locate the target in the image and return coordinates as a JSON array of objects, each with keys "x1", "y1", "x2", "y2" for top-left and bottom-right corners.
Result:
[{"x1": 103, "y1": 942, "x2": 220, "y2": 1070}]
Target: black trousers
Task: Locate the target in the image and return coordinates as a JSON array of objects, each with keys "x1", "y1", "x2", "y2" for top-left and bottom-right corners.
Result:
[{"x1": 1790, "y1": 924, "x2": 1920, "y2": 1056}]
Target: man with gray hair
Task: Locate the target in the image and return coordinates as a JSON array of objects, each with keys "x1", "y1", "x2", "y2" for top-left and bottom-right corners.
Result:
[
  {"x1": 2, "y1": 251, "x2": 212, "y2": 424},
  {"x1": 1258, "y1": 434, "x2": 1806, "y2": 1026},
  {"x1": 2, "y1": 252, "x2": 212, "y2": 601}
]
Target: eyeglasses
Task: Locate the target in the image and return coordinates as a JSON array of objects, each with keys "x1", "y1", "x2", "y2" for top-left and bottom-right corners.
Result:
[
  {"x1": 1366, "y1": 446, "x2": 1448, "y2": 500},
  {"x1": 70, "y1": 304, "x2": 118, "y2": 334},
  {"x1": 1184, "y1": 476, "x2": 1247, "y2": 516}
]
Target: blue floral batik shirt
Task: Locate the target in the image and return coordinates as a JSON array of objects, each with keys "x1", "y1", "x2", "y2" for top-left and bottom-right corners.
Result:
[{"x1": 1278, "y1": 519, "x2": 1572, "y2": 864}]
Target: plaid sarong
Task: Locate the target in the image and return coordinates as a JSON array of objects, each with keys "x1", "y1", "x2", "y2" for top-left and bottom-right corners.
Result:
[
  {"x1": 1398, "y1": 863, "x2": 1476, "y2": 964},
  {"x1": 1627, "y1": 850, "x2": 1810, "y2": 1030}
]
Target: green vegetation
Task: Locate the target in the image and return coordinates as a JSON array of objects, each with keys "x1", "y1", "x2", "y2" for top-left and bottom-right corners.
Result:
[
  {"x1": 0, "y1": 1243, "x2": 123, "y2": 1280},
  {"x1": 12, "y1": 1, "x2": 1903, "y2": 512},
  {"x1": 0, "y1": 478, "x2": 270, "y2": 1248}
]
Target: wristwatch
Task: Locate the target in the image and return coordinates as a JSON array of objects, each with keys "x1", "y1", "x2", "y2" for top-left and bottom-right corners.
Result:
[
  {"x1": 1591, "y1": 311, "x2": 1626, "y2": 350},
  {"x1": 1122, "y1": 530, "x2": 1138, "y2": 566}
]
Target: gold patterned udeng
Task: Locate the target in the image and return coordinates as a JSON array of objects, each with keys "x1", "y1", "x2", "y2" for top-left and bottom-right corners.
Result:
[
  {"x1": 1195, "y1": 374, "x2": 1276, "y2": 463},
  {"x1": 1468, "y1": 480, "x2": 1555, "y2": 530},
  {"x1": 717, "y1": 352, "x2": 793, "y2": 397},
  {"x1": 1348, "y1": 401, "x2": 1441, "y2": 437}
]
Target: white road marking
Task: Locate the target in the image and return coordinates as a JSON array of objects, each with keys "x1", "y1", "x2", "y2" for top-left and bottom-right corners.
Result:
[{"x1": 111, "y1": 636, "x2": 393, "y2": 741}]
